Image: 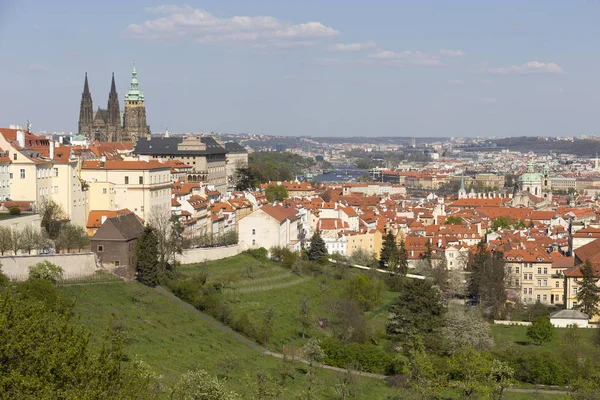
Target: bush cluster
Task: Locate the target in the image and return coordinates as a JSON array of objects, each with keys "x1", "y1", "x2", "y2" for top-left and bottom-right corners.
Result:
[{"x1": 320, "y1": 337, "x2": 407, "y2": 375}]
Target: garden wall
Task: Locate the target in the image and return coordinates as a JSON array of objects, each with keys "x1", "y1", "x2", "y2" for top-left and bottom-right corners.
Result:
[
  {"x1": 0, "y1": 253, "x2": 99, "y2": 281},
  {"x1": 178, "y1": 243, "x2": 247, "y2": 265}
]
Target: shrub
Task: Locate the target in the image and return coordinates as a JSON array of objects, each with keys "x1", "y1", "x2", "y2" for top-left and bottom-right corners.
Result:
[
  {"x1": 246, "y1": 247, "x2": 268, "y2": 261},
  {"x1": 9, "y1": 206, "x2": 21, "y2": 216},
  {"x1": 499, "y1": 348, "x2": 568, "y2": 385},
  {"x1": 28, "y1": 261, "x2": 64, "y2": 283},
  {"x1": 232, "y1": 312, "x2": 258, "y2": 341},
  {"x1": 320, "y1": 337, "x2": 406, "y2": 374},
  {"x1": 281, "y1": 251, "x2": 297, "y2": 269}
]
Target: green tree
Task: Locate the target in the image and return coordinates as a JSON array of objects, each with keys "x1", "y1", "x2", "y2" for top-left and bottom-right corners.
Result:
[
  {"x1": 135, "y1": 226, "x2": 159, "y2": 287},
  {"x1": 302, "y1": 339, "x2": 325, "y2": 375},
  {"x1": 265, "y1": 184, "x2": 289, "y2": 202},
  {"x1": 0, "y1": 226, "x2": 12, "y2": 255},
  {"x1": 28, "y1": 261, "x2": 64, "y2": 283},
  {"x1": 468, "y1": 243, "x2": 507, "y2": 318},
  {"x1": 171, "y1": 369, "x2": 241, "y2": 400},
  {"x1": 37, "y1": 197, "x2": 67, "y2": 239},
  {"x1": 234, "y1": 166, "x2": 259, "y2": 191},
  {"x1": 490, "y1": 217, "x2": 512, "y2": 231},
  {"x1": 0, "y1": 283, "x2": 160, "y2": 398},
  {"x1": 406, "y1": 337, "x2": 442, "y2": 400},
  {"x1": 397, "y1": 239, "x2": 409, "y2": 276},
  {"x1": 387, "y1": 279, "x2": 446, "y2": 339},
  {"x1": 576, "y1": 260, "x2": 600, "y2": 318},
  {"x1": 379, "y1": 232, "x2": 397, "y2": 267},
  {"x1": 526, "y1": 316, "x2": 555, "y2": 345},
  {"x1": 527, "y1": 300, "x2": 549, "y2": 321},
  {"x1": 448, "y1": 346, "x2": 514, "y2": 399},
  {"x1": 444, "y1": 216, "x2": 463, "y2": 225},
  {"x1": 344, "y1": 274, "x2": 385, "y2": 312},
  {"x1": 307, "y1": 231, "x2": 328, "y2": 263}
]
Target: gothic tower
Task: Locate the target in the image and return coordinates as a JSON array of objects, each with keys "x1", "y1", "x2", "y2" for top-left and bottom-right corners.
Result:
[
  {"x1": 123, "y1": 63, "x2": 149, "y2": 142},
  {"x1": 106, "y1": 73, "x2": 123, "y2": 142},
  {"x1": 78, "y1": 73, "x2": 93, "y2": 139}
]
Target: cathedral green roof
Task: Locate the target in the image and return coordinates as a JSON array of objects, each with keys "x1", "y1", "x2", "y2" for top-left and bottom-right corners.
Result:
[
  {"x1": 124, "y1": 63, "x2": 144, "y2": 102},
  {"x1": 519, "y1": 161, "x2": 542, "y2": 183}
]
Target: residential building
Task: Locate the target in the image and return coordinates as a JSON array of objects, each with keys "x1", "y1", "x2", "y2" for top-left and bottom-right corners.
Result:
[
  {"x1": 238, "y1": 204, "x2": 301, "y2": 250},
  {"x1": 80, "y1": 160, "x2": 171, "y2": 222}
]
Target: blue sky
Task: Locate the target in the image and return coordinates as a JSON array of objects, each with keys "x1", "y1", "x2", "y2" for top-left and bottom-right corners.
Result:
[{"x1": 0, "y1": 1, "x2": 598, "y2": 137}]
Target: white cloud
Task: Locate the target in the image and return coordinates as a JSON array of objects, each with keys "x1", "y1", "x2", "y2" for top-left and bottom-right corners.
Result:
[
  {"x1": 125, "y1": 5, "x2": 338, "y2": 49},
  {"x1": 483, "y1": 61, "x2": 564, "y2": 75},
  {"x1": 440, "y1": 49, "x2": 466, "y2": 57},
  {"x1": 480, "y1": 97, "x2": 497, "y2": 103},
  {"x1": 328, "y1": 41, "x2": 378, "y2": 52},
  {"x1": 368, "y1": 50, "x2": 440, "y2": 65},
  {"x1": 448, "y1": 79, "x2": 464, "y2": 84}
]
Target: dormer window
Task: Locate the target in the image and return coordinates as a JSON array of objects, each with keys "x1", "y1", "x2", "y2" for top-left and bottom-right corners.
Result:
[
  {"x1": 537, "y1": 257, "x2": 543, "y2": 262},
  {"x1": 507, "y1": 257, "x2": 514, "y2": 261},
  {"x1": 516, "y1": 257, "x2": 523, "y2": 261}
]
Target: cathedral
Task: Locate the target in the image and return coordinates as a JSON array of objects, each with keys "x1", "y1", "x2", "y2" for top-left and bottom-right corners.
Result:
[{"x1": 78, "y1": 64, "x2": 149, "y2": 142}]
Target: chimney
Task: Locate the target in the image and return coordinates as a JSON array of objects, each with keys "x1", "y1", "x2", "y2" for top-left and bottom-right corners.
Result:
[
  {"x1": 101, "y1": 155, "x2": 106, "y2": 163},
  {"x1": 16, "y1": 130, "x2": 25, "y2": 148},
  {"x1": 101, "y1": 215, "x2": 107, "y2": 224},
  {"x1": 49, "y1": 141, "x2": 55, "y2": 160}
]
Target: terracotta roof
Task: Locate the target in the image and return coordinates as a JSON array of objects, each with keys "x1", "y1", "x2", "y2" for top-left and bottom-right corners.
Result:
[
  {"x1": 87, "y1": 209, "x2": 137, "y2": 229},
  {"x1": 260, "y1": 204, "x2": 299, "y2": 223}
]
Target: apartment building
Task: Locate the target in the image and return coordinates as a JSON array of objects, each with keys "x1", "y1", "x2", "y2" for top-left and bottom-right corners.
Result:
[
  {"x1": 80, "y1": 160, "x2": 171, "y2": 222},
  {"x1": 238, "y1": 204, "x2": 301, "y2": 250},
  {"x1": 0, "y1": 149, "x2": 11, "y2": 201}
]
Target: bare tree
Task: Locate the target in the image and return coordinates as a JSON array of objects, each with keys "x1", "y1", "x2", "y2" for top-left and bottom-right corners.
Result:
[
  {"x1": 19, "y1": 225, "x2": 42, "y2": 255},
  {"x1": 150, "y1": 205, "x2": 184, "y2": 271},
  {"x1": 0, "y1": 226, "x2": 12, "y2": 255},
  {"x1": 56, "y1": 223, "x2": 89, "y2": 253}
]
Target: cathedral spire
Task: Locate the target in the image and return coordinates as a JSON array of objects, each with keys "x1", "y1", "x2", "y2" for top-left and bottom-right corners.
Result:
[
  {"x1": 125, "y1": 63, "x2": 144, "y2": 102},
  {"x1": 83, "y1": 72, "x2": 90, "y2": 94},
  {"x1": 110, "y1": 72, "x2": 117, "y2": 95}
]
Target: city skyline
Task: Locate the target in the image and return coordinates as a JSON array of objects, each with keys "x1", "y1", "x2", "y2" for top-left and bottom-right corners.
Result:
[{"x1": 0, "y1": 1, "x2": 599, "y2": 137}]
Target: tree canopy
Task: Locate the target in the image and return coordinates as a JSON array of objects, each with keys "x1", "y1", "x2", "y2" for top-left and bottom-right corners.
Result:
[
  {"x1": 576, "y1": 260, "x2": 600, "y2": 318},
  {"x1": 135, "y1": 226, "x2": 159, "y2": 287},
  {"x1": 307, "y1": 231, "x2": 327, "y2": 263}
]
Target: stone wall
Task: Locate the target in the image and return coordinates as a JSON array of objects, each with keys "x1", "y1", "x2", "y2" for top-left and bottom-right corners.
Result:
[
  {"x1": 178, "y1": 243, "x2": 247, "y2": 265},
  {"x1": 0, "y1": 253, "x2": 98, "y2": 281},
  {"x1": 0, "y1": 214, "x2": 42, "y2": 232}
]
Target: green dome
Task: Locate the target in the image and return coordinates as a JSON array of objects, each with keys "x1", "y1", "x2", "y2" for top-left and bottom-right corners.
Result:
[{"x1": 519, "y1": 161, "x2": 542, "y2": 183}]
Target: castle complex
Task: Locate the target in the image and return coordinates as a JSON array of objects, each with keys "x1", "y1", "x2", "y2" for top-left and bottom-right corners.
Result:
[{"x1": 78, "y1": 64, "x2": 149, "y2": 142}]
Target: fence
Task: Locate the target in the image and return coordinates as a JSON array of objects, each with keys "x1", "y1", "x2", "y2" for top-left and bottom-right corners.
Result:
[{"x1": 0, "y1": 253, "x2": 99, "y2": 281}]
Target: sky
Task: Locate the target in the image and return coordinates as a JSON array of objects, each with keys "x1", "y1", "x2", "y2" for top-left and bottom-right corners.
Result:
[{"x1": 0, "y1": 0, "x2": 599, "y2": 137}]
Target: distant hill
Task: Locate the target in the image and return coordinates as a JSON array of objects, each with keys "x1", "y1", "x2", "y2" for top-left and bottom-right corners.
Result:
[{"x1": 491, "y1": 137, "x2": 600, "y2": 156}]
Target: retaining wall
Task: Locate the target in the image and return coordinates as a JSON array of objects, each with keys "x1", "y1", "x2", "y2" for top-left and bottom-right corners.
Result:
[
  {"x1": 0, "y1": 253, "x2": 99, "y2": 281},
  {"x1": 179, "y1": 243, "x2": 247, "y2": 264}
]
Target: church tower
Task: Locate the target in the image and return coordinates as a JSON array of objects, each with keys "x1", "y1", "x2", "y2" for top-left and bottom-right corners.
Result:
[
  {"x1": 123, "y1": 63, "x2": 149, "y2": 142},
  {"x1": 106, "y1": 73, "x2": 123, "y2": 142},
  {"x1": 78, "y1": 73, "x2": 94, "y2": 139}
]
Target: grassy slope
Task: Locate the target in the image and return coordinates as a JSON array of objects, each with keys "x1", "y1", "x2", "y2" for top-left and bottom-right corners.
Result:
[{"x1": 60, "y1": 281, "x2": 397, "y2": 399}]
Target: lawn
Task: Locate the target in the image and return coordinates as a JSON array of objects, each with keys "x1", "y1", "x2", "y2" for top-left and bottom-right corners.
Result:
[
  {"x1": 59, "y1": 280, "x2": 399, "y2": 399},
  {"x1": 492, "y1": 324, "x2": 596, "y2": 350},
  {"x1": 180, "y1": 254, "x2": 398, "y2": 352}
]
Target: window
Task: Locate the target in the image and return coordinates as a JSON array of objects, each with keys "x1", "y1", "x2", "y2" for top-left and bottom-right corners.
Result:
[
  {"x1": 13, "y1": 153, "x2": 17, "y2": 161},
  {"x1": 543, "y1": 295, "x2": 547, "y2": 302},
  {"x1": 529, "y1": 273, "x2": 533, "y2": 280},
  {"x1": 528, "y1": 288, "x2": 532, "y2": 294},
  {"x1": 537, "y1": 280, "x2": 541, "y2": 286},
  {"x1": 523, "y1": 288, "x2": 527, "y2": 294},
  {"x1": 537, "y1": 294, "x2": 541, "y2": 301},
  {"x1": 114, "y1": 260, "x2": 120, "y2": 267},
  {"x1": 543, "y1": 268, "x2": 548, "y2": 274},
  {"x1": 516, "y1": 267, "x2": 520, "y2": 273},
  {"x1": 252, "y1": 239, "x2": 256, "y2": 245},
  {"x1": 139, "y1": 176, "x2": 143, "y2": 184},
  {"x1": 543, "y1": 279, "x2": 547, "y2": 286},
  {"x1": 515, "y1": 279, "x2": 520, "y2": 286},
  {"x1": 54, "y1": 168, "x2": 58, "y2": 177},
  {"x1": 252, "y1": 229, "x2": 256, "y2": 235},
  {"x1": 20, "y1": 169, "x2": 25, "y2": 179},
  {"x1": 125, "y1": 176, "x2": 129, "y2": 184},
  {"x1": 555, "y1": 281, "x2": 560, "y2": 288},
  {"x1": 103, "y1": 188, "x2": 107, "y2": 194},
  {"x1": 537, "y1": 267, "x2": 542, "y2": 274},
  {"x1": 507, "y1": 267, "x2": 512, "y2": 274},
  {"x1": 573, "y1": 287, "x2": 578, "y2": 295},
  {"x1": 97, "y1": 245, "x2": 104, "y2": 252}
]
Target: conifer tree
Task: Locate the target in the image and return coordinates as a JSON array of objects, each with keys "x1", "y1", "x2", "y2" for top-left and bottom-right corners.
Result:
[
  {"x1": 576, "y1": 260, "x2": 600, "y2": 317},
  {"x1": 379, "y1": 232, "x2": 397, "y2": 267},
  {"x1": 307, "y1": 231, "x2": 328, "y2": 263},
  {"x1": 135, "y1": 225, "x2": 159, "y2": 287}
]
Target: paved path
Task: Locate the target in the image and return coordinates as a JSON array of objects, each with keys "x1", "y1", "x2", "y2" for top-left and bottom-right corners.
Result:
[{"x1": 58, "y1": 280, "x2": 128, "y2": 287}]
